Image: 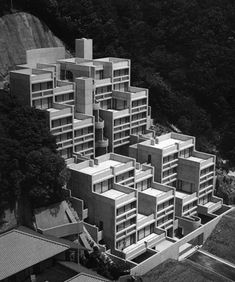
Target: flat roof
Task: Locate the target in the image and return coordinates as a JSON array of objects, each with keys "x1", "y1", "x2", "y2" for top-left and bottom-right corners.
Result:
[
  {"x1": 78, "y1": 159, "x2": 124, "y2": 175},
  {"x1": 186, "y1": 156, "x2": 205, "y2": 163},
  {"x1": 0, "y1": 228, "x2": 70, "y2": 280},
  {"x1": 101, "y1": 189, "x2": 126, "y2": 199},
  {"x1": 152, "y1": 138, "x2": 184, "y2": 149},
  {"x1": 95, "y1": 57, "x2": 128, "y2": 63},
  {"x1": 74, "y1": 117, "x2": 84, "y2": 123},
  {"x1": 175, "y1": 191, "x2": 190, "y2": 199},
  {"x1": 47, "y1": 108, "x2": 61, "y2": 113},
  {"x1": 142, "y1": 187, "x2": 166, "y2": 197},
  {"x1": 106, "y1": 109, "x2": 118, "y2": 113},
  {"x1": 34, "y1": 201, "x2": 72, "y2": 229},
  {"x1": 154, "y1": 239, "x2": 175, "y2": 252}
]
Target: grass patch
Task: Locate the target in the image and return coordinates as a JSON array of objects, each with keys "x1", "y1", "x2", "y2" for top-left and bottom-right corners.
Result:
[
  {"x1": 202, "y1": 208, "x2": 235, "y2": 264},
  {"x1": 141, "y1": 259, "x2": 230, "y2": 282}
]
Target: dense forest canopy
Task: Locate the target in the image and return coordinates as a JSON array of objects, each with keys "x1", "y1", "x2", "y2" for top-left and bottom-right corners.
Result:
[
  {"x1": 1, "y1": 0, "x2": 235, "y2": 165},
  {"x1": 0, "y1": 91, "x2": 68, "y2": 221}
]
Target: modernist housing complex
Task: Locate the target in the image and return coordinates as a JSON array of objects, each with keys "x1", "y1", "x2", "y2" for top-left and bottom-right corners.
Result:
[
  {"x1": 6, "y1": 39, "x2": 231, "y2": 278},
  {"x1": 129, "y1": 132, "x2": 221, "y2": 214},
  {"x1": 10, "y1": 38, "x2": 152, "y2": 159},
  {"x1": 66, "y1": 133, "x2": 227, "y2": 267},
  {"x1": 68, "y1": 153, "x2": 175, "y2": 260}
]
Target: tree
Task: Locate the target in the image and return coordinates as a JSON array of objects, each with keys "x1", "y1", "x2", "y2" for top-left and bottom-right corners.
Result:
[
  {"x1": 0, "y1": 91, "x2": 68, "y2": 222},
  {"x1": 24, "y1": 148, "x2": 69, "y2": 208}
]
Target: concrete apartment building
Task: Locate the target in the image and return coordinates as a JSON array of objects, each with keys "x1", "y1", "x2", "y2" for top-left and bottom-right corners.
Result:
[
  {"x1": 10, "y1": 62, "x2": 95, "y2": 159},
  {"x1": 129, "y1": 132, "x2": 224, "y2": 236},
  {"x1": 57, "y1": 39, "x2": 152, "y2": 154},
  {"x1": 68, "y1": 153, "x2": 176, "y2": 261},
  {"x1": 7, "y1": 39, "x2": 232, "y2": 278},
  {"x1": 66, "y1": 149, "x2": 230, "y2": 276},
  {"x1": 10, "y1": 38, "x2": 152, "y2": 158}
]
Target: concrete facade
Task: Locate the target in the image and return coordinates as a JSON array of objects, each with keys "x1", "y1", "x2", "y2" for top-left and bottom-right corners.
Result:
[
  {"x1": 10, "y1": 38, "x2": 153, "y2": 159},
  {"x1": 129, "y1": 132, "x2": 225, "y2": 236},
  {"x1": 10, "y1": 64, "x2": 95, "y2": 159},
  {"x1": 66, "y1": 149, "x2": 230, "y2": 275},
  {"x1": 67, "y1": 153, "x2": 178, "y2": 260}
]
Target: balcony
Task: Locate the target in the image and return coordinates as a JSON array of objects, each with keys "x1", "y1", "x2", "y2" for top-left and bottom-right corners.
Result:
[
  {"x1": 199, "y1": 185, "x2": 213, "y2": 197},
  {"x1": 157, "y1": 205, "x2": 174, "y2": 219},
  {"x1": 158, "y1": 218, "x2": 174, "y2": 229},
  {"x1": 162, "y1": 159, "x2": 178, "y2": 170},
  {"x1": 162, "y1": 173, "x2": 177, "y2": 184},
  {"x1": 94, "y1": 78, "x2": 112, "y2": 87},
  {"x1": 111, "y1": 160, "x2": 134, "y2": 175},
  {"x1": 116, "y1": 223, "x2": 136, "y2": 237},
  {"x1": 83, "y1": 208, "x2": 88, "y2": 220},
  {"x1": 198, "y1": 197, "x2": 223, "y2": 215},
  {"x1": 135, "y1": 168, "x2": 153, "y2": 183},
  {"x1": 137, "y1": 213, "x2": 155, "y2": 229},
  {"x1": 131, "y1": 105, "x2": 148, "y2": 114},
  {"x1": 93, "y1": 102, "x2": 100, "y2": 111},
  {"x1": 95, "y1": 93, "x2": 112, "y2": 101},
  {"x1": 113, "y1": 75, "x2": 130, "y2": 83},
  {"x1": 31, "y1": 72, "x2": 53, "y2": 82},
  {"x1": 95, "y1": 120, "x2": 104, "y2": 129},
  {"x1": 182, "y1": 205, "x2": 197, "y2": 217},
  {"x1": 116, "y1": 208, "x2": 137, "y2": 224},
  {"x1": 73, "y1": 116, "x2": 94, "y2": 130},
  {"x1": 54, "y1": 83, "x2": 74, "y2": 94},
  {"x1": 115, "y1": 191, "x2": 137, "y2": 206},
  {"x1": 122, "y1": 232, "x2": 165, "y2": 260},
  {"x1": 57, "y1": 139, "x2": 73, "y2": 149},
  {"x1": 32, "y1": 90, "x2": 54, "y2": 98},
  {"x1": 74, "y1": 133, "x2": 94, "y2": 145},
  {"x1": 118, "y1": 176, "x2": 135, "y2": 186},
  {"x1": 51, "y1": 124, "x2": 73, "y2": 135},
  {"x1": 200, "y1": 171, "x2": 214, "y2": 183},
  {"x1": 95, "y1": 138, "x2": 109, "y2": 148},
  {"x1": 112, "y1": 108, "x2": 130, "y2": 118}
]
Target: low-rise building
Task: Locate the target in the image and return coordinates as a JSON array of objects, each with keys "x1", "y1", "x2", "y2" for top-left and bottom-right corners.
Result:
[{"x1": 0, "y1": 227, "x2": 73, "y2": 282}]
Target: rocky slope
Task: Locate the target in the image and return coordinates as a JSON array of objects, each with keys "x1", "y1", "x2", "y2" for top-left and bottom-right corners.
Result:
[{"x1": 0, "y1": 12, "x2": 69, "y2": 80}]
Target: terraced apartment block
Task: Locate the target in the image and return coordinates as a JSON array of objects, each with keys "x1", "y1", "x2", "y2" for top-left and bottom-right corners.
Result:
[{"x1": 10, "y1": 38, "x2": 153, "y2": 158}]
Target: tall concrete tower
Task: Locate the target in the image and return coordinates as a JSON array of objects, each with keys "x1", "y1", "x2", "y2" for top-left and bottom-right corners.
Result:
[{"x1": 75, "y1": 38, "x2": 93, "y2": 60}]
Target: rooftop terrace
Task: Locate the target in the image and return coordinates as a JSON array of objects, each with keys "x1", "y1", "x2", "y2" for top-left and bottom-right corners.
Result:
[
  {"x1": 101, "y1": 189, "x2": 126, "y2": 200},
  {"x1": 95, "y1": 57, "x2": 129, "y2": 63},
  {"x1": 142, "y1": 188, "x2": 166, "y2": 198},
  {"x1": 78, "y1": 159, "x2": 123, "y2": 175}
]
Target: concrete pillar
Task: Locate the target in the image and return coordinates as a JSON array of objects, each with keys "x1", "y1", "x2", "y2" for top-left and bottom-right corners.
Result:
[
  {"x1": 75, "y1": 38, "x2": 93, "y2": 60},
  {"x1": 75, "y1": 77, "x2": 93, "y2": 115}
]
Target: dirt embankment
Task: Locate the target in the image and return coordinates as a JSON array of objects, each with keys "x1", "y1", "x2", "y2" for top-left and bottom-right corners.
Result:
[{"x1": 0, "y1": 12, "x2": 68, "y2": 80}]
